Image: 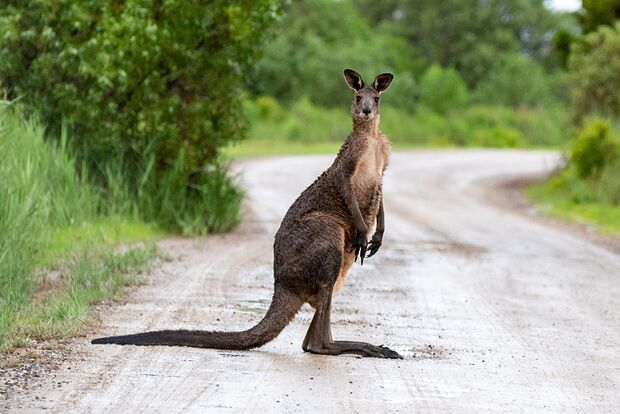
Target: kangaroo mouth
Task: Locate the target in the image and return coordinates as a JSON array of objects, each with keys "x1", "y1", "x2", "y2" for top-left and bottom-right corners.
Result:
[{"x1": 358, "y1": 112, "x2": 375, "y2": 120}]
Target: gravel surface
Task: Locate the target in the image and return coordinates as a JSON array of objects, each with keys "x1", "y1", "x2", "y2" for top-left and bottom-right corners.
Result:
[{"x1": 2, "y1": 150, "x2": 619, "y2": 413}]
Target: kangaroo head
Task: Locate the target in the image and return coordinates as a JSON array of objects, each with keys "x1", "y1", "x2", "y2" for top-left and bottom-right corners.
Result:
[{"x1": 344, "y1": 69, "x2": 393, "y2": 121}]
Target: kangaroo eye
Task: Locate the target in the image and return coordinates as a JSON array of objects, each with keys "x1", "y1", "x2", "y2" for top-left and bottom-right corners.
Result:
[
  {"x1": 374, "y1": 97, "x2": 380, "y2": 103},
  {"x1": 356, "y1": 96, "x2": 361, "y2": 103}
]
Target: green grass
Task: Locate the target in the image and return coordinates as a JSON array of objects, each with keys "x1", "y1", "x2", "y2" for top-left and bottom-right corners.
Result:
[
  {"x1": 2, "y1": 243, "x2": 157, "y2": 355},
  {"x1": 527, "y1": 170, "x2": 620, "y2": 236},
  {"x1": 222, "y1": 138, "x2": 451, "y2": 158},
  {"x1": 98, "y1": 151, "x2": 243, "y2": 235},
  {"x1": 41, "y1": 217, "x2": 162, "y2": 267},
  {"x1": 0, "y1": 103, "x2": 162, "y2": 356},
  {"x1": 223, "y1": 139, "x2": 343, "y2": 158}
]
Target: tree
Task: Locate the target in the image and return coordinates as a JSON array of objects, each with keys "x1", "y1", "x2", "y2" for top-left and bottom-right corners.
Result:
[
  {"x1": 0, "y1": 0, "x2": 280, "y2": 232},
  {"x1": 579, "y1": 0, "x2": 620, "y2": 33},
  {"x1": 353, "y1": 0, "x2": 561, "y2": 87},
  {"x1": 0, "y1": 0, "x2": 279, "y2": 172},
  {"x1": 554, "y1": 0, "x2": 620, "y2": 68},
  {"x1": 568, "y1": 22, "x2": 620, "y2": 121},
  {"x1": 250, "y1": 0, "x2": 421, "y2": 110}
]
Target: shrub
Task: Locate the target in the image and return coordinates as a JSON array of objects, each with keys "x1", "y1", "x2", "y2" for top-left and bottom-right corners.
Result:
[
  {"x1": 570, "y1": 118, "x2": 619, "y2": 178},
  {"x1": 569, "y1": 22, "x2": 620, "y2": 121},
  {"x1": 0, "y1": 1, "x2": 279, "y2": 233},
  {"x1": 418, "y1": 65, "x2": 470, "y2": 115}
]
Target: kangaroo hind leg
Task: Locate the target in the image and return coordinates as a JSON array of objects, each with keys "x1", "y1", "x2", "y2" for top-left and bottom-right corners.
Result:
[{"x1": 302, "y1": 286, "x2": 402, "y2": 359}]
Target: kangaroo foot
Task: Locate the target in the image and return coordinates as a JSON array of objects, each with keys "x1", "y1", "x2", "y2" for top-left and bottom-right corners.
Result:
[{"x1": 304, "y1": 340, "x2": 402, "y2": 359}]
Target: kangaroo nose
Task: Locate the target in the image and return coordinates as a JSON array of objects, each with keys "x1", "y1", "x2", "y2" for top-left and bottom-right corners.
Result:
[{"x1": 363, "y1": 107, "x2": 371, "y2": 115}]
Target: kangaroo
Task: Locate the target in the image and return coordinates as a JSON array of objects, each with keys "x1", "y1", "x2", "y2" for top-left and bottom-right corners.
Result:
[{"x1": 92, "y1": 69, "x2": 402, "y2": 359}]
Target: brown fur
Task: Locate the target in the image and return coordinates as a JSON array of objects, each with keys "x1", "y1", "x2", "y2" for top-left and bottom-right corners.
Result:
[{"x1": 91, "y1": 69, "x2": 402, "y2": 359}]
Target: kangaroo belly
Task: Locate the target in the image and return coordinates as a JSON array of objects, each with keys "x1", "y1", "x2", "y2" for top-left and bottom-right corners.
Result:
[
  {"x1": 334, "y1": 250, "x2": 355, "y2": 294},
  {"x1": 352, "y1": 139, "x2": 388, "y2": 228}
]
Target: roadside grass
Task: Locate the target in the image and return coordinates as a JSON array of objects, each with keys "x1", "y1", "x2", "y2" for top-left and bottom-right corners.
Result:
[
  {"x1": 98, "y1": 151, "x2": 243, "y2": 235},
  {"x1": 1, "y1": 242, "x2": 157, "y2": 356},
  {"x1": 0, "y1": 104, "x2": 161, "y2": 357},
  {"x1": 41, "y1": 218, "x2": 162, "y2": 267},
  {"x1": 527, "y1": 169, "x2": 620, "y2": 236},
  {"x1": 223, "y1": 139, "x2": 342, "y2": 158},
  {"x1": 222, "y1": 138, "x2": 449, "y2": 159}
]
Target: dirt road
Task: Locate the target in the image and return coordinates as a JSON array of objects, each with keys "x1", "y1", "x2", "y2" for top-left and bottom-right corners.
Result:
[{"x1": 3, "y1": 150, "x2": 620, "y2": 413}]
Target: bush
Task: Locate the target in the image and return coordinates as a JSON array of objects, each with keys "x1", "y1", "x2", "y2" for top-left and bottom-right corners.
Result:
[
  {"x1": 569, "y1": 22, "x2": 620, "y2": 121},
  {"x1": 570, "y1": 118, "x2": 619, "y2": 178},
  {"x1": 418, "y1": 65, "x2": 470, "y2": 115},
  {"x1": 0, "y1": 1, "x2": 279, "y2": 233}
]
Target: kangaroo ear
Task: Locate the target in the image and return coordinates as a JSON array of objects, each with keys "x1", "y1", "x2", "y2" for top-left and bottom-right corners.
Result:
[
  {"x1": 344, "y1": 69, "x2": 365, "y2": 91},
  {"x1": 372, "y1": 73, "x2": 394, "y2": 93}
]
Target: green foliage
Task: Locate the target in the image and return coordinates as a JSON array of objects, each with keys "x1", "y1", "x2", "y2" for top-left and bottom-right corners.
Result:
[
  {"x1": 0, "y1": 0, "x2": 277, "y2": 233},
  {"x1": 99, "y1": 150, "x2": 243, "y2": 235},
  {"x1": 568, "y1": 23, "x2": 620, "y2": 122},
  {"x1": 0, "y1": 104, "x2": 95, "y2": 335},
  {"x1": 570, "y1": 118, "x2": 619, "y2": 178},
  {"x1": 553, "y1": 0, "x2": 620, "y2": 69},
  {"x1": 530, "y1": 115, "x2": 620, "y2": 237},
  {"x1": 474, "y1": 53, "x2": 557, "y2": 108},
  {"x1": 471, "y1": 126, "x2": 526, "y2": 148},
  {"x1": 354, "y1": 0, "x2": 562, "y2": 86},
  {"x1": 580, "y1": 0, "x2": 620, "y2": 33},
  {"x1": 239, "y1": 97, "x2": 566, "y2": 151},
  {"x1": 3, "y1": 242, "x2": 156, "y2": 354},
  {"x1": 253, "y1": 0, "x2": 564, "y2": 112},
  {"x1": 245, "y1": 96, "x2": 350, "y2": 142},
  {"x1": 250, "y1": 0, "x2": 420, "y2": 110},
  {"x1": 528, "y1": 169, "x2": 620, "y2": 236},
  {"x1": 418, "y1": 65, "x2": 469, "y2": 114}
]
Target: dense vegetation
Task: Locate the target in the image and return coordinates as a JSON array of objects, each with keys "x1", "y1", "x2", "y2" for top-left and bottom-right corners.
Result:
[
  {"x1": 233, "y1": 0, "x2": 570, "y2": 152},
  {"x1": 0, "y1": 1, "x2": 279, "y2": 355},
  {"x1": 237, "y1": 0, "x2": 620, "y2": 232},
  {"x1": 0, "y1": 104, "x2": 158, "y2": 353},
  {"x1": 529, "y1": 2, "x2": 620, "y2": 234},
  {"x1": 2, "y1": 0, "x2": 620, "y2": 354},
  {"x1": 529, "y1": 118, "x2": 620, "y2": 235},
  {"x1": 0, "y1": 0, "x2": 278, "y2": 234}
]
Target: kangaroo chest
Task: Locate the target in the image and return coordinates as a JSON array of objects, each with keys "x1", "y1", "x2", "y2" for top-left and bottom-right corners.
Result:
[{"x1": 352, "y1": 137, "x2": 390, "y2": 191}]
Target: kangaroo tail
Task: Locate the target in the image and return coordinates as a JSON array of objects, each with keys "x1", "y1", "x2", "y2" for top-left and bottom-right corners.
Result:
[{"x1": 91, "y1": 285, "x2": 304, "y2": 350}]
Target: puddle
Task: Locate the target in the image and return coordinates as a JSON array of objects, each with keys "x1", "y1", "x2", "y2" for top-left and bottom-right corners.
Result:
[{"x1": 416, "y1": 240, "x2": 487, "y2": 257}]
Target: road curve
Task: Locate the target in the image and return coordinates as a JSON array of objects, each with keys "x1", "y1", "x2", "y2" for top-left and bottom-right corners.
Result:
[{"x1": 3, "y1": 150, "x2": 620, "y2": 413}]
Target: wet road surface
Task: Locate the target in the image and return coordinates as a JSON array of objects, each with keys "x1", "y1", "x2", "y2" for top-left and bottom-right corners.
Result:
[{"x1": 3, "y1": 150, "x2": 620, "y2": 413}]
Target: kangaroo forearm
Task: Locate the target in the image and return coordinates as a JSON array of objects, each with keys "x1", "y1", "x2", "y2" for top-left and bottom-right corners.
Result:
[
  {"x1": 376, "y1": 200, "x2": 385, "y2": 233},
  {"x1": 338, "y1": 176, "x2": 366, "y2": 231},
  {"x1": 347, "y1": 192, "x2": 366, "y2": 230}
]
